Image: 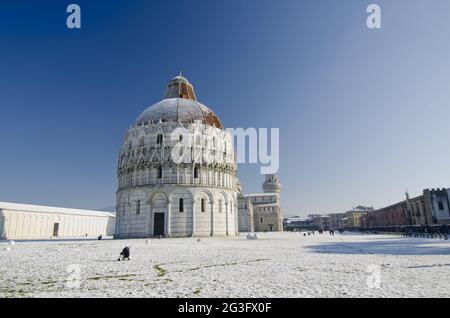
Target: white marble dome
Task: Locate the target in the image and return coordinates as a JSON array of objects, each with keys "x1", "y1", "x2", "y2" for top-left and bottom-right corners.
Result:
[
  {"x1": 135, "y1": 98, "x2": 223, "y2": 129},
  {"x1": 135, "y1": 72, "x2": 222, "y2": 129},
  {"x1": 115, "y1": 73, "x2": 239, "y2": 238}
]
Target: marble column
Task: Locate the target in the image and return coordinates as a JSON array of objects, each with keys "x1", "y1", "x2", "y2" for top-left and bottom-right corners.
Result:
[
  {"x1": 210, "y1": 201, "x2": 215, "y2": 236},
  {"x1": 166, "y1": 200, "x2": 171, "y2": 237},
  {"x1": 191, "y1": 199, "x2": 196, "y2": 237},
  {"x1": 225, "y1": 201, "x2": 229, "y2": 236},
  {"x1": 146, "y1": 203, "x2": 152, "y2": 237}
]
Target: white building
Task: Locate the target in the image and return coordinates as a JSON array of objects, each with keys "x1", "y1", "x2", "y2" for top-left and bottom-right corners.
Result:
[
  {"x1": 238, "y1": 174, "x2": 283, "y2": 232},
  {"x1": 115, "y1": 73, "x2": 239, "y2": 238},
  {"x1": 0, "y1": 202, "x2": 116, "y2": 240}
]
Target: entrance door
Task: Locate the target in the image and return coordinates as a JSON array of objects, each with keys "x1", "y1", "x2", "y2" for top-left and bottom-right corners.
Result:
[
  {"x1": 154, "y1": 213, "x2": 165, "y2": 236},
  {"x1": 53, "y1": 223, "x2": 60, "y2": 237}
]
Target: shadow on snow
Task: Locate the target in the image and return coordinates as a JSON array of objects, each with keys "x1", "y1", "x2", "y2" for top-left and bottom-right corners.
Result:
[{"x1": 307, "y1": 238, "x2": 450, "y2": 256}]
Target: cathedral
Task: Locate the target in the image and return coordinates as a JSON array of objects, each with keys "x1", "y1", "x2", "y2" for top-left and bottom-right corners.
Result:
[{"x1": 115, "y1": 73, "x2": 239, "y2": 238}]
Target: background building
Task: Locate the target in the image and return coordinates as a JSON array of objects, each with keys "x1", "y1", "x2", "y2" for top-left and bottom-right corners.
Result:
[
  {"x1": 362, "y1": 189, "x2": 450, "y2": 228},
  {"x1": 362, "y1": 201, "x2": 408, "y2": 228},
  {"x1": 406, "y1": 190, "x2": 433, "y2": 225},
  {"x1": 344, "y1": 206, "x2": 373, "y2": 228},
  {"x1": 312, "y1": 215, "x2": 331, "y2": 230},
  {"x1": 0, "y1": 202, "x2": 115, "y2": 240},
  {"x1": 328, "y1": 213, "x2": 346, "y2": 229},
  {"x1": 424, "y1": 188, "x2": 450, "y2": 224},
  {"x1": 283, "y1": 216, "x2": 314, "y2": 231},
  {"x1": 238, "y1": 174, "x2": 283, "y2": 232},
  {"x1": 238, "y1": 192, "x2": 254, "y2": 232}
]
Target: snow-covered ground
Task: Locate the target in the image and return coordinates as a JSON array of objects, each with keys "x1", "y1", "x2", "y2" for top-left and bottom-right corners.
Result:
[{"x1": 1, "y1": 232, "x2": 449, "y2": 298}]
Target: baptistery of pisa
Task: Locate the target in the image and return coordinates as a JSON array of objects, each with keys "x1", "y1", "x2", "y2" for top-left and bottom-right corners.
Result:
[{"x1": 115, "y1": 73, "x2": 239, "y2": 238}]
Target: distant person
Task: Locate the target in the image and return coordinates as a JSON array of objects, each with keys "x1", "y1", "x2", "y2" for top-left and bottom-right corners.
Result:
[
  {"x1": 118, "y1": 246, "x2": 130, "y2": 261},
  {"x1": 98, "y1": 234, "x2": 103, "y2": 240}
]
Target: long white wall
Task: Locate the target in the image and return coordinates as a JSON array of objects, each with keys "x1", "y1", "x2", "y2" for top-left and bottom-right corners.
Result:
[{"x1": 0, "y1": 203, "x2": 116, "y2": 240}]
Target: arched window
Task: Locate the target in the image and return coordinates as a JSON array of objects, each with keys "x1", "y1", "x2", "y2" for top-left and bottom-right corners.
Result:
[
  {"x1": 158, "y1": 166, "x2": 162, "y2": 179},
  {"x1": 179, "y1": 135, "x2": 183, "y2": 142},
  {"x1": 194, "y1": 166, "x2": 199, "y2": 179},
  {"x1": 219, "y1": 199, "x2": 223, "y2": 213},
  {"x1": 136, "y1": 200, "x2": 141, "y2": 214},
  {"x1": 140, "y1": 137, "x2": 145, "y2": 147},
  {"x1": 179, "y1": 198, "x2": 184, "y2": 212},
  {"x1": 157, "y1": 134, "x2": 163, "y2": 145},
  {"x1": 201, "y1": 198, "x2": 205, "y2": 212}
]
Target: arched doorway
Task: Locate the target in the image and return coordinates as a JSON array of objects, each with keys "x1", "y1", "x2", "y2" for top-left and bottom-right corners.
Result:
[{"x1": 151, "y1": 193, "x2": 168, "y2": 237}]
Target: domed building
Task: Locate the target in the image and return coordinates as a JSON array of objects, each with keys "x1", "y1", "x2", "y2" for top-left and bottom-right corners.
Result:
[{"x1": 115, "y1": 73, "x2": 239, "y2": 238}]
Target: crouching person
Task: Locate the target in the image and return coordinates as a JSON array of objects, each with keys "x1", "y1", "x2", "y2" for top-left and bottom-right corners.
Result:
[{"x1": 118, "y1": 246, "x2": 131, "y2": 261}]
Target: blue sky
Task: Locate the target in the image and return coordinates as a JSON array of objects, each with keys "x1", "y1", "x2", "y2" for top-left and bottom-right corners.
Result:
[{"x1": 1, "y1": 0, "x2": 450, "y2": 216}]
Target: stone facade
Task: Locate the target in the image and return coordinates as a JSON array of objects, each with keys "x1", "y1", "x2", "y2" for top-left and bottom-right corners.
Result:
[
  {"x1": 363, "y1": 201, "x2": 409, "y2": 228},
  {"x1": 344, "y1": 206, "x2": 373, "y2": 228},
  {"x1": 424, "y1": 188, "x2": 450, "y2": 224},
  {"x1": 361, "y1": 189, "x2": 450, "y2": 228},
  {"x1": 406, "y1": 191, "x2": 433, "y2": 225},
  {"x1": 328, "y1": 213, "x2": 346, "y2": 229},
  {"x1": 312, "y1": 215, "x2": 331, "y2": 230},
  {"x1": 115, "y1": 74, "x2": 239, "y2": 238},
  {"x1": 238, "y1": 174, "x2": 283, "y2": 232},
  {"x1": 311, "y1": 213, "x2": 346, "y2": 230},
  {"x1": 238, "y1": 195, "x2": 254, "y2": 232}
]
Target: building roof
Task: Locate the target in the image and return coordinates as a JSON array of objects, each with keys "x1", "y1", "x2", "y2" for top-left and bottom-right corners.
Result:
[
  {"x1": 242, "y1": 193, "x2": 278, "y2": 197},
  {"x1": 347, "y1": 205, "x2": 373, "y2": 212},
  {"x1": 0, "y1": 202, "x2": 116, "y2": 218},
  {"x1": 284, "y1": 217, "x2": 309, "y2": 223},
  {"x1": 346, "y1": 209, "x2": 370, "y2": 213},
  {"x1": 135, "y1": 74, "x2": 223, "y2": 129}
]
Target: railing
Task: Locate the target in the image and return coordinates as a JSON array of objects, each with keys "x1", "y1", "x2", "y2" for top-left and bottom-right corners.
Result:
[{"x1": 352, "y1": 224, "x2": 450, "y2": 240}]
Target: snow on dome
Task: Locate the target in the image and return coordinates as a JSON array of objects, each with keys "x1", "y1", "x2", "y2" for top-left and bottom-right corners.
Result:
[{"x1": 135, "y1": 73, "x2": 223, "y2": 129}]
